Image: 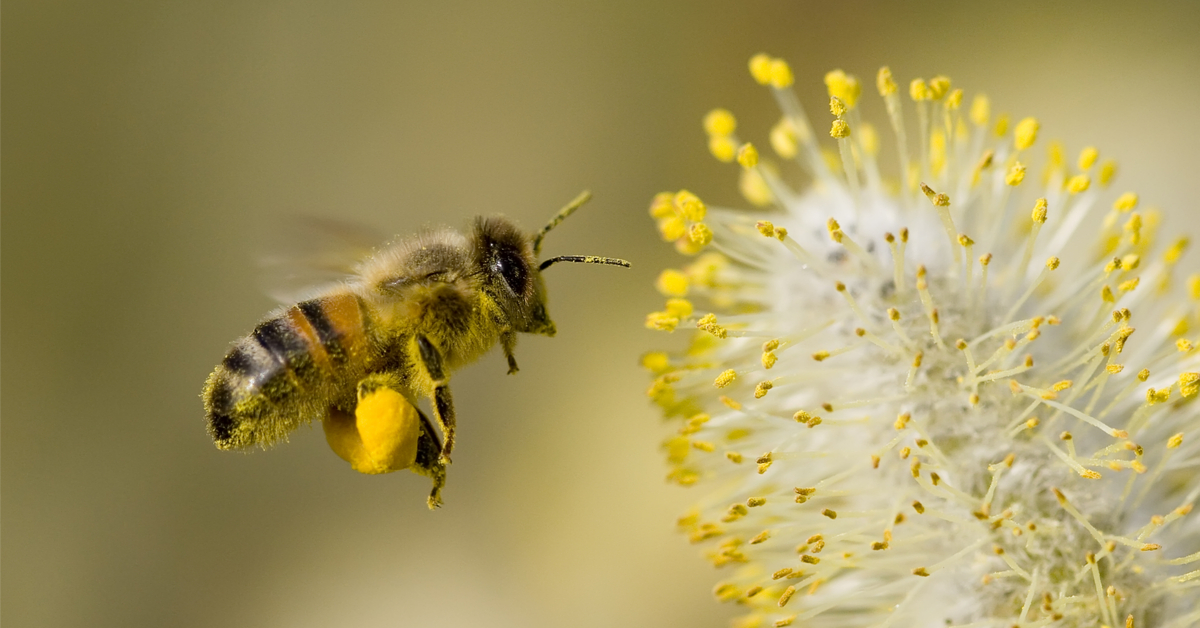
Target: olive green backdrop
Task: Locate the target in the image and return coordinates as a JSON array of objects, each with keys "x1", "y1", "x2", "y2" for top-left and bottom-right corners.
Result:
[{"x1": 4, "y1": 1, "x2": 1198, "y2": 627}]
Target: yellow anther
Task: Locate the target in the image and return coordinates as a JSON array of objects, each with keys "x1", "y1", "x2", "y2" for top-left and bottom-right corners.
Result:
[
  {"x1": 657, "y1": 215, "x2": 686, "y2": 241},
  {"x1": 928, "y1": 75, "x2": 951, "y2": 99},
  {"x1": 812, "y1": 350, "x2": 831, "y2": 362},
  {"x1": 1179, "y1": 339, "x2": 1195, "y2": 352},
  {"x1": 1078, "y1": 146, "x2": 1099, "y2": 170},
  {"x1": 720, "y1": 396, "x2": 741, "y2": 410},
  {"x1": 1168, "y1": 433, "x2": 1184, "y2": 448},
  {"x1": 876, "y1": 66, "x2": 898, "y2": 96},
  {"x1": 757, "y1": 220, "x2": 776, "y2": 237},
  {"x1": 708, "y1": 135, "x2": 737, "y2": 163},
  {"x1": 769, "y1": 58, "x2": 794, "y2": 89},
  {"x1": 703, "y1": 108, "x2": 737, "y2": 137},
  {"x1": 736, "y1": 143, "x2": 759, "y2": 168},
  {"x1": 747, "y1": 496, "x2": 767, "y2": 508},
  {"x1": 726, "y1": 451, "x2": 743, "y2": 463},
  {"x1": 656, "y1": 269, "x2": 689, "y2": 297},
  {"x1": 1120, "y1": 253, "x2": 1140, "y2": 270},
  {"x1": 749, "y1": 53, "x2": 773, "y2": 85},
  {"x1": 830, "y1": 119, "x2": 851, "y2": 139},
  {"x1": 1047, "y1": 141, "x2": 1064, "y2": 168},
  {"x1": 1118, "y1": 277, "x2": 1139, "y2": 292},
  {"x1": 1006, "y1": 161, "x2": 1027, "y2": 186},
  {"x1": 1164, "y1": 238, "x2": 1189, "y2": 263},
  {"x1": 1114, "y1": 192, "x2": 1138, "y2": 212},
  {"x1": 894, "y1": 412, "x2": 911, "y2": 429},
  {"x1": 821, "y1": 508, "x2": 837, "y2": 519},
  {"x1": 665, "y1": 298, "x2": 693, "y2": 319},
  {"x1": 919, "y1": 183, "x2": 950, "y2": 206},
  {"x1": 714, "y1": 369, "x2": 737, "y2": 388},
  {"x1": 1107, "y1": 364, "x2": 1125, "y2": 374},
  {"x1": 689, "y1": 223, "x2": 713, "y2": 245},
  {"x1": 1100, "y1": 159, "x2": 1117, "y2": 185},
  {"x1": 829, "y1": 95, "x2": 847, "y2": 117},
  {"x1": 739, "y1": 168, "x2": 774, "y2": 207},
  {"x1": 909, "y1": 78, "x2": 930, "y2": 101},
  {"x1": 1032, "y1": 198, "x2": 1048, "y2": 223},
  {"x1": 649, "y1": 192, "x2": 675, "y2": 219},
  {"x1": 1101, "y1": 285, "x2": 1115, "y2": 303},
  {"x1": 888, "y1": 307, "x2": 902, "y2": 320},
  {"x1": 645, "y1": 311, "x2": 679, "y2": 332},
  {"x1": 762, "y1": 351, "x2": 777, "y2": 369},
  {"x1": 994, "y1": 114, "x2": 1010, "y2": 137},
  {"x1": 1067, "y1": 174, "x2": 1091, "y2": 194},
  {"x1": 1180, "y1": 372, "x2": 1199, "y2": 398},
  {"x1": 640, "y1": 351, "x2": 670, "y2": 373},
  {"x1": 692, "y1": 440, "x2": 715, "y2": 452},
  {"x1": 824, "y1": 69, "x2": 861, "y2": 107},
  {"x1": 946, "y1": 88, "x2": 963, "y2": 110},
  {"x1": 1046, "y1": 256, "x2": 1061, "y2": 270},
  {"x1": 754, "y1": 381, "x2": 773, "y2": 398},
  {"x1": 1051, "y1": 380, "x2": 1073, "y2": 392},
  {"x1": 1014, "y1": 117, "x2": 1039, "y2": 150},
  {"x1": 970, "y1": 94, "x2": 990, "y2": 126},
  {"x1": 912, "y1": 567, "x2": 930, "y2": 577},
  {"x1": 958, "y1": 234, "x2": 975, "y2": 247},
  {"x1": 770, "y1": 118, "x2": 798, "y2": 158},
  {"x1": 778, "y1": 585, "x2": 796, "y2": 607},
  {"x1": 697, "y1": 313, "x2": 728, "y2": 339},
  {"x1": 674, "y1": 189, "x2": 707, "y2": 221}
]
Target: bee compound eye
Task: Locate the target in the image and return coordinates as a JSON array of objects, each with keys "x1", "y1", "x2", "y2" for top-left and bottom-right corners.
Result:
[{"x1": 493, "y1": 248, "x2": 528, "y2": 296}]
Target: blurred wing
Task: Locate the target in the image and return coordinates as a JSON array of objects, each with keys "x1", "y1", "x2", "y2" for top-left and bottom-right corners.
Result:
[{"x1": 258, "y1": 215, "x2": 388, "y2": 304}]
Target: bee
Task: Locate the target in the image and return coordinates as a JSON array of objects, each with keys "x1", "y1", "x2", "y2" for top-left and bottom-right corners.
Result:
[{"x1": 202, "y1": 191, "x2": 629, "y2": 508}]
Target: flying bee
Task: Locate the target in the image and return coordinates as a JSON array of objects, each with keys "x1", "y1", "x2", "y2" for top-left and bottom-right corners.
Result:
[{"x1": 202, "y1": 191, "x2": 629, "y2": 508}]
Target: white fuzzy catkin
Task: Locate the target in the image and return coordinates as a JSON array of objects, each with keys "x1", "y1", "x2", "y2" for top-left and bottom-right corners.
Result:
[{"x1": 645, "y1": 59, "x2": 1199, "y2": 628}]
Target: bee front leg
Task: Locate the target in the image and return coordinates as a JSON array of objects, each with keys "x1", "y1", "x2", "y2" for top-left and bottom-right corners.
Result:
[
  {"x1": 416, "y1": 335, "x2": 456, "y2": 464},
  {"x1": 501, "y1": 330, "x2": 519, "y2": 375}
]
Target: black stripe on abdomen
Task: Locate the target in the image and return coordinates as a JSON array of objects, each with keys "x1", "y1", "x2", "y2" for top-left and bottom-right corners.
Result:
[
  {"x1": 253, "y1": 318, "x2": 307, "y2": 365},
  {"x1": 297, "y1": 299, "x2": 345, "y2": 363}
]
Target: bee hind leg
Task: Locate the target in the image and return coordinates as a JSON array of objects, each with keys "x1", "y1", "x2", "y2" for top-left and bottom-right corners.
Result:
[
  {"x1": 411, "y1": 409, "x2": 447, "y2": 509},
  {"x1": 416, "y1": 335, "x2": 456, "y2": 464},
  {"x1": 501, "y1": 330, "x2": 519, "y2": 375}
]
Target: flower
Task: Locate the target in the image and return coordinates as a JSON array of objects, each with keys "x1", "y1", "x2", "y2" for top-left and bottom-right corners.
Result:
[{"x1": 644, "y1": 55, "x2": 1200, "y2": 628}]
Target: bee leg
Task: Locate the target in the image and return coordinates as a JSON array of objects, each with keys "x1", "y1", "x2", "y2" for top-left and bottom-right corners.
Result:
[
  {"x1": 416, "y1": 335, "x2": 456, "y2": 464},
  {"x1": 501, "y1": 330, "x2": 519, "y2": 375},
  {"x1": 411, "y1": 409, "x2": 447, "y2": 509}
]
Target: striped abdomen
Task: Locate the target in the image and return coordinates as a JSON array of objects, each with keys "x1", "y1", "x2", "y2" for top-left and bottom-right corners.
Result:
[{"x1": 204, "y1": 293, "x2": 372, "y2": 450}]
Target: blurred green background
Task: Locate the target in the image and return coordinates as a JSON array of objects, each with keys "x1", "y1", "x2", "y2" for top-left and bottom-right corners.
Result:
[{"x1": 4, "y1": 1, "x2": 1198, "y2": 626}]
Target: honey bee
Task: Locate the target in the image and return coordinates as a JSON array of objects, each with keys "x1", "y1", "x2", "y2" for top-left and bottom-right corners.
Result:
[{"x1": 202, "y1": 191, "x2": 629, "y2": 508}]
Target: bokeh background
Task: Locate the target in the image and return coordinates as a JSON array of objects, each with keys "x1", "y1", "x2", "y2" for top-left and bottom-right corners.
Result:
[{"x1": 4, "y1": 1, "x2": 1198, "y2": 626}]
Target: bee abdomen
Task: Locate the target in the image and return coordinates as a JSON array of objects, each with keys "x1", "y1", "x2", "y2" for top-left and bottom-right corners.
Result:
[{"x1": 204, "y1": 293, "x2": 370, "y2": 450}]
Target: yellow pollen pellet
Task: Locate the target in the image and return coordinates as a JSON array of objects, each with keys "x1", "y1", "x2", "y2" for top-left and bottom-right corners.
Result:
[
  {"x1": 1006, "y1": 162, "x2": 1027, "y2": 186},
  {"x1": 714, "y1": 369, "x2": 737, "y2": 388},
  {"x1": 830, "y1": 119, "x2": 851, "y2": 139},
  {"x1": 754, "y1": 381, "x2": 773, "y2": 398},
  {"x1": 703, "y1": 108, "x2": 737, "y2": 137},
  {"x1": 1014, "y1": 117, "x2": 1039, "y2": 150},
  {"x1": 876, "y1": 66, "x2": 897, "y2": 96},
  {"x1": 1079, "y1": 146, "x2": 1099, "y2": 170},
  {"x1": 769, "y1": 58, "x2": 794, "y2": 89}
]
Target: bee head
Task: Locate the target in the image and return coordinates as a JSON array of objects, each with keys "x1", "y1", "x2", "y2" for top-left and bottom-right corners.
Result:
[
  {"x1": 474, "y1": 216, "x2": 556, "y2": 336},
  {"x1": 474, "y1": 191, "x2": 629, "y2": 337}
]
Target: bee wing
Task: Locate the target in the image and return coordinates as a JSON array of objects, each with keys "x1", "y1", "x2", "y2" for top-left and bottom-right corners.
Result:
[{"x1": 258, "y1": 215, "x2": 388, "y2": 304}]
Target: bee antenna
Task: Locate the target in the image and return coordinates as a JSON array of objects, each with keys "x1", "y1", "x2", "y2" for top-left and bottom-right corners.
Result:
[
  {"x1": 532, "y1": 190, "x2": 592, "y2": 256},
  {"x1": 538, "y1": 255, "x2": 631, "y2": 272}
]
